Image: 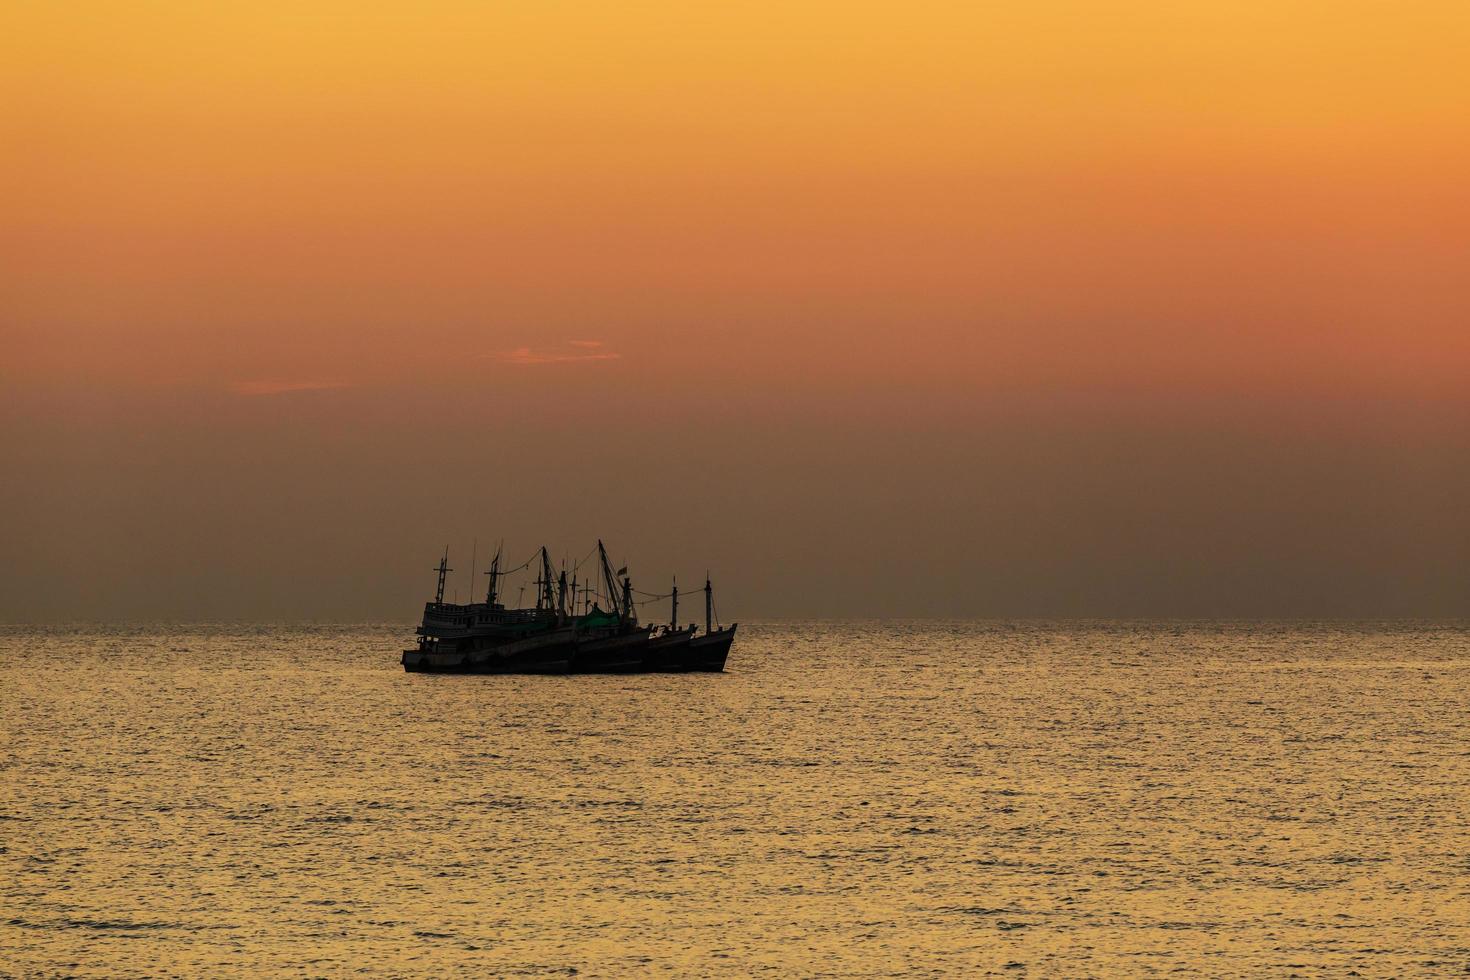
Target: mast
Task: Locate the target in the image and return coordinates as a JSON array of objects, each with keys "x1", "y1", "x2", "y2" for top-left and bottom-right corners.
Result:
[
  {"x1": 557, "y1": 567, "x2": 569, "y2": 619},
  {"x1": 598, "y1": 539, "x2": 623, "y2": 619},
  {"x1": 704, "y1": 575, "x2": 713, "y2": 633},
  {"x1": 539, "y1": 546, "x2": 556, "y2": 612},
  {"x1": 433, "y1": 548, "x2": 452, "y2": 605},
  {"x1": 621, "y1": 576, "x2": 634, "y2": 625},
  {"x1": 484, "y1": 544, "x2": 501, "y2": 607},
  {"x1": 468, "y1": 538, "x2": 477, "y2": 606},
  {"x1": 670, "y1": 577, "x2": 678, "y2": 630}
]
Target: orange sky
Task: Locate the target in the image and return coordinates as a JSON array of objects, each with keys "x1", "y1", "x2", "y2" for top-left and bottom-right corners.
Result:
[
  {"x1": 6, "y1": 1, "x2": 1468, "y2": 395},
  {"x1": 2, "y1": 2, "x2": 1467, "y2": 618}
]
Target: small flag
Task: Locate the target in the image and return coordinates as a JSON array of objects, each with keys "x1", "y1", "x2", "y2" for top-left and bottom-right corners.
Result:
[{"x1": 616, "y1": 566, "x2": 628, "y2": 577}]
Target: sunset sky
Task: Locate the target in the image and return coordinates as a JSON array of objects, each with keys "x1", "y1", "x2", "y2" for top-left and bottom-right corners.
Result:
[{"x1": 3, "y1": 1, "x2": 1467, "y2": 619}]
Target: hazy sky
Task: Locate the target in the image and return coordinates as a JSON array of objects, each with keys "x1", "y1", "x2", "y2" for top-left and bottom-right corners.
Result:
[{"x1": 3, "y1": 1, "x2": 1467, "y2": 620}]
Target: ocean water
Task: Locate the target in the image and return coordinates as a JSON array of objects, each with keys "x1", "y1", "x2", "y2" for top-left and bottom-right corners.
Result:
[{"x1": 3, "y1": 622, "x2": 1469, "y2": 977}]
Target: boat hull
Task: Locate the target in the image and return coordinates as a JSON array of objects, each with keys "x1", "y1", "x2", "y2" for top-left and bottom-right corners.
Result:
[
  {"x1": 403, "y1": 627, "x2": 574, "y2": 674},
  {"x1": 643, "y1": 627, "x2": 697, "y2": 671},
  {"x1": 401, "y1": 624, "x2": 736, "y2": 674},
  {"x1": 569, "y1": 626, "x2": 654, "y2": 673},
  {"x1": 684, "y1": 626, "x2": 737, "y2": 672}
]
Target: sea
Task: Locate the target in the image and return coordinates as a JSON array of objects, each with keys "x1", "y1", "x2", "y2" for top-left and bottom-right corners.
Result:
[{"x1": 3, "y1": 622, "x2": 1468, "y2": 977}]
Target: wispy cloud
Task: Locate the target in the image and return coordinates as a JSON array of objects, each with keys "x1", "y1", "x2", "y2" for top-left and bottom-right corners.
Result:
[
  {"x1": 230, "y1": 379, "x2": 351, "y2": 396},
  {"x1": 489, "y1": 340, "x2": 622, "y2": 366}
]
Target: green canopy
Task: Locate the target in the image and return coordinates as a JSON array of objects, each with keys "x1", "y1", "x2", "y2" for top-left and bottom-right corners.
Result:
[{"x1": 575, "y1": 607, "x2": 622, "y2": 629}]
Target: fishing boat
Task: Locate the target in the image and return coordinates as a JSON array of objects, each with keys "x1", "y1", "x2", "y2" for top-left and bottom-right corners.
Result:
[{"x1": 401, "y1": 540, "x2": 737, "y2": 674}]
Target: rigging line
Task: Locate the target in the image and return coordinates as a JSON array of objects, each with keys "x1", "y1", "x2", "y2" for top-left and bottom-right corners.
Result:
[
  {"x1": 497, "y1": 550, "x2": 538, "y2": 576},
  {"x1": 569, "y1": 543, "x2": 599, "y2": 575}
]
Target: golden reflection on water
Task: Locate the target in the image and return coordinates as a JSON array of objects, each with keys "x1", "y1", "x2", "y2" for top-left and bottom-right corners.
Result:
[{"x1": 3, "y1": 623, "x2": 1469, "y2": 976}]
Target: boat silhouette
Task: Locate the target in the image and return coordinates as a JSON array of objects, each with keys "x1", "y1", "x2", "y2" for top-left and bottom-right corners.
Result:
[{"x1": 401, "y1": 540, "x2": 736, "y2": 674}]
